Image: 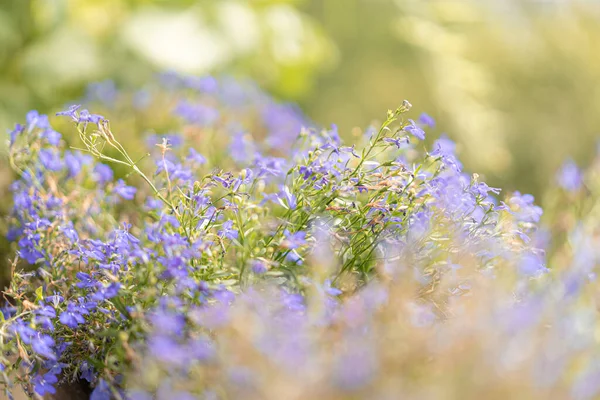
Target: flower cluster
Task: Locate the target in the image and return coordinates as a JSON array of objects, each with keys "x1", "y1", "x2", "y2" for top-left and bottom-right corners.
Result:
[{"x1": 1, "y1": 74, "x2": 597, "y2": 399}]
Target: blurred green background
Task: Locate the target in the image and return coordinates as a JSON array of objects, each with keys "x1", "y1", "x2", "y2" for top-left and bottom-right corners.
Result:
[{"x1": 1, "y1": 0, "x2": 600, "y2": 197}]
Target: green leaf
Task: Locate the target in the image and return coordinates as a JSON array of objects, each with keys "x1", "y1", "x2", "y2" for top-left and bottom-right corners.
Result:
[
  {"x1": 111, "y1": 297, "x2": 132, "y2": 320},
  {"x1": 97, "y1": 328, "x2": 122, "y2": 338},
  {"x1": 34, "y1": 286, "x2": 44, "y2": 302}
]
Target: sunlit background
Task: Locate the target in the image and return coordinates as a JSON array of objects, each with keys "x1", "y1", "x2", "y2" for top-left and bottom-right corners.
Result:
[{"x1": 1, "y1": 0, "x2": 600, "y2": 196}]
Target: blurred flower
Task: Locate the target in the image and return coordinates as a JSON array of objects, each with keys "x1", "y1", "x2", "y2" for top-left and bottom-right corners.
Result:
[{"x1": 556, "y1": 159, "x2": 583, "y2": 192}]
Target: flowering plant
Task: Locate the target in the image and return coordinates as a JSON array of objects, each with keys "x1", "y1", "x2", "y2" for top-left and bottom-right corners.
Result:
[{"x1": 1, "y1": 75, "x2": 597, "y2": 399}]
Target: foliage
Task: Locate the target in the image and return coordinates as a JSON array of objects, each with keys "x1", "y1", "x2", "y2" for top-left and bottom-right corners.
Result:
[
  {"x1": 0, "y1": 74, "x2": 577, "y2": 399},
  {"x1": 0, "y1": 0, "x2": 334, "y2": 135}
]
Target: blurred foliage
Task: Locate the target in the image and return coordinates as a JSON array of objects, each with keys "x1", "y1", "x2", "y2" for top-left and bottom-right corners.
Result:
[
  {"x1": 2, "y1": 0, "x2": 600, "y2": 197},
  {"x1": 301, "y1": 0, "x2": 600, "y2": 197},
  {"x1": 0, "y1": 0, "x2": 335, "y2": 137}
]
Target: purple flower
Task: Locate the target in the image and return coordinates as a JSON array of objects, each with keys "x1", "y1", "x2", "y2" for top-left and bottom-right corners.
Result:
[
  {"x1": 282, "y1": 230, "x2": 307, "y2": 249},
  {"x1": 155, "y1": 159, "x2": 193, "y2": 182},
  {"x1": 251, "y1": 260, "x2": 268, "y2": 274},
  {"x1": 33, "y1": 372, "x2": 58, "y2": 396},
  {"x1": 42, "y1": 128, "x2": 62, "y2": 146},
  {"x1": 148, "y1": 335, "x2": 188, "y2": 365},
  {"x1": 323, "y1": 279, "x2": 342, "y2": 297},
  {"x1": 557, "y1": 159, "x2": 583, "y2": 192},
  {"x1": 60, "y1": 223, "x2": 79, "y2": 243},
  {"x1": 519, "y1": 253, "x2": 549, "y2": 277},
  {"x1": 187, "y1": 148, "x2": 206, "y2": 165},
  {"x1": 64, "y1": 151, "x2": 90, "y2": 178},
  {"x1": 56, "y1": 105, "x2": 103, "y2": 124},
  {"x1": 9, "y1": 123, "x2": 24, "y2": 147},
  {"x1": 79, "y1": 361, "x2": 95, "y2": 383},
  {"x1": 404, "y1": 119, "x2": 426, "y2": 140},
  {"x1": 76, "y1": 272, "x2": 97, "y2": 289},
  {"x1": 31, "y1": 334, "x2": 56, "y2": 360},
  {"x1": 78, "y1": 109, "x2": 104, "y2": 124},
  {"x1": 253, "y1": 155, "x2": 287, "y2": 179},
  {"x1": 184, "y1": 75, "x2": 218, "y2": 93},
  {"x1": 56, "y1": 104, "x2": 82, "y2": 122},
  {"x1": 26, "y1": 110, "x2": 51, "y2": 131},
  {"x1": 86, "y1": 80, "x2": 118, "y2": 106},
  {"x1": 509, "y1": 192, "x2": 543, "y2": 223},
  {"x1": 59, "y1": 303, "x2": 87, "y2": 328},
  {"x1": 218, "y1": 220, "x2": 238, "y2": 240},
  {"x1": 384, "y1": 137, "x2": 409, "y2": 149},
  {"x1": 280, "y1": 186, "x2": 297, "y2": 210},
  {"x1": 149, "y1": 309, "x2": 185, "y2": 336},
  {"x1": 93, "y1": 164, "x2": 114, "y2": 183},
  {"x1": 431, "y1": 134, "x2": 456, "y2": 156},
  {"x1": 418, "y1": 112, "x2": 435, "y2": 128},
  {"x1": 38, "y1": 149, "x2": 63, "y2": 171},
  {"x1": 34, "y1": 306, "x2": 56, "y2": 331},
  {"x1": 18, "y1": 234, "x2": 44, "y2": 264},
  {"x1": 189, "y1": 337, "x2": 215, "y2": 361},
  {"x1": 175, "y1": 101, "x2": 220, "y2": 127},
  {"x1": 96, "y1": 282, "x2": 121, "y2": 300},
  {"x1": 230, "y1": 132, "x2": 257, "y2": 164},
  {"x1": 113, "y1": 179, "x2": 137, "y2": 200},
  {"x1": 90, "y1": 379, "x2": 111, "y2": 400}
]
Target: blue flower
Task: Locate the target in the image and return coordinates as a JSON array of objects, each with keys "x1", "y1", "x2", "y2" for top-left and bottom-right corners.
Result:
[
  {"x1": 76, "y1": 272, "x2": 97, "y2": 289},
  {"x1": 56, "y1": 105, "x2": 104, "y2": 124},
  {"x1": 509, "y1": 191, "x2": 543, "y2": 223},
  {"x1": 175, "y1": 101, "x2": 220, "y2": 127},
  {"x1": 404, "y1": 119, "x2": 426, "y2": 140},
  {"x1": 60, "y1": 223, "x2": 79, "y2": 243},
  {"x1": 92, "y1": 283, "x2": 121, "y2": 301},
  {"x1": 519, "y1": 253, "x2": 549, "y2": 277},
  {"x1": 187, "y1": 148, "x2": 206, "y2": 165},
  {"x1": 93, "y1": 163, "x2": 114, "y2": 183},
  {"x1": 59, "y1": 303, "x2": 87, "y2": 328},
  {"x1": 384, "y1": 136, "x2": 409, "y2": 149},
  {"x1": 113, "y1": 179, "x2": 137, "y2": 200},
  {"x1": 31, "y1": 334, "x2": 56, "y2": 360},
  {"x1": 86, "y1": 80, "x2": 118, "y2": 106},
  {"x1": 78, "y1": 109, "x2": 104, "y2": 124},
  {"x1": 280, "y1": 186, "x2": 297, "y2": 210},
  {"x1": 218, "y1": 220, "x2": 238, "y2": 240},
  {"x1": 418, "y1": 112, "x2": 436, "y2": 128},
  {"x1": 64, "y1": 151, "x2": 91, "y2": 178},
  {"x1": 18, "y1": 233, "x2": 44, "y2": 264},
  {"x1": 149, "y1": 335, "x2": 185, "y2": 364},
  {"x1": 90, "y1": 379, "x2": 111, "y2": 400},
  {"x1": 184, "y1": 75, "x2": 218, "y2": 93},
  {"x1": 32, "y1": 372, "x2": 58, "y2": 396},
  {"x1": 56, "y1": 104, "x2": 82, "y2": 122},
  {"x1": 42, "y1": 128, "x2": 62, "y2": 146},
  {"x1": 34, "y1": 306, "x2": 56, "y2": 332},
  {"x1": 323, "y1": 279, "x2": 342, "y2": 297},
  {"x1": 251, "y1": 260, "x2": 268, "y2": 274},
  {"x1": 9, "y1": 123, "x2": 24, "y2": 147},
  {"x1": 38, "y1": 149, "x2": 63, "y2": 171},
  {"x1": 557, "y1": 159, "x2": 583, "y2": 192},
  {"x1": 282, "y1": 230, "x2": 307, "y2": 249},
  {"x1": 79, "y1": 361, "x2": 95, "y2": 383}
]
